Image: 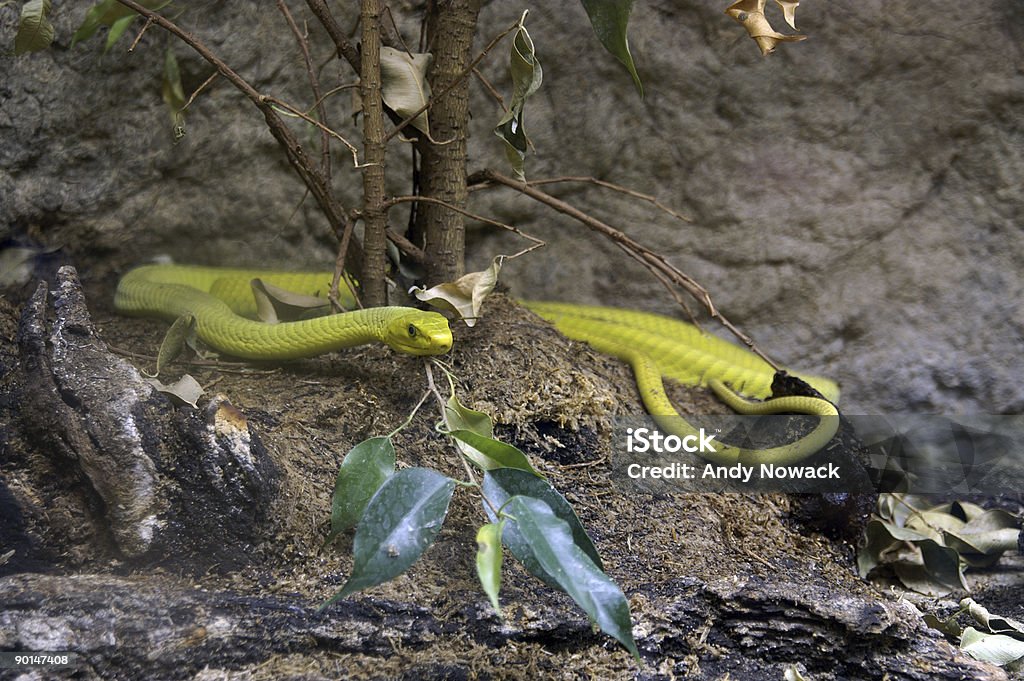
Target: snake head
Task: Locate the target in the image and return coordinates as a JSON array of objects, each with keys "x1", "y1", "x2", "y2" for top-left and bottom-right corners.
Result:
[{"x1": 385, "y1": 310, "x2": 453, "y2": 356}]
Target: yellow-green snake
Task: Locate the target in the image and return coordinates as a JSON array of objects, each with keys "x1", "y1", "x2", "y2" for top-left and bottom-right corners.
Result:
[
  {"x1": 115, "y1": 265, "x2": 838, "y2": 464},
  {"x1": 114, "y1": 264, "x2": 453, "y2": 359},
  {"x1": 523, "y1": 302, "x2": 840, "y2": 466}
]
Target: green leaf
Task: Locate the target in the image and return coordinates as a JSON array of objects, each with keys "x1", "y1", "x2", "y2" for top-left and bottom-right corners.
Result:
[
  {"x1": 579, "y1": 0, "x2": 643, "y2": 97},
  {"x1": 493, "y1": 17, "x2": 543, "y2": 181},
  {"x1": 72, "y1": 0, "x2": 170, "y2": 48},
  {"x1": 104, "y1": 13, "x2": 135, "y2": 52},
  {"x1": 475, "y1": 521, "x2": 504, "y2": 618},
  {"x1": 162, "y1": 48, "x2": 186, "y2": 138},
  {"x1": 443, "y1": 392, "x2": 493, "y2": 439},
  {"x1": 449, "y1": 429, "x2": 543, "y2": 477},
  {"x1": 482, "y1": 468, "x2": 603, "y2": 586},
  {"x1": 322, "y1": 467, "x2": 455, "y2": 607},
  {"x1": 379, "y1": 46, "x2": 432, "y2": 138},
  {"x1": 504, "y1": 495, "x2": 639, "y2": 660},
  {"x1": 74, "y1": 0, "x2": 132, "y2": 46},
  {"x1": 328, "y1": 436, "x2": 396, "y2": 540},
  {"x1": 14, "y1": 0, "x2": 54, "y2": 55}
]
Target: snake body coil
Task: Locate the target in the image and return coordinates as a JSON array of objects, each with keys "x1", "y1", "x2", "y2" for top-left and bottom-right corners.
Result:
[
  {"x1": 114, "y1": 264, "x2": 453, "y2": 359},
  {"x1": 523, "y1": 302, "x2": 840, "y2": 465}
]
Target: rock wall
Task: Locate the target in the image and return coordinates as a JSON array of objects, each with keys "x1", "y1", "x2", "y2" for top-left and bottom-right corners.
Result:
[{"x1": 2, "y1": 1, "x2": 1021, "y2": 413}]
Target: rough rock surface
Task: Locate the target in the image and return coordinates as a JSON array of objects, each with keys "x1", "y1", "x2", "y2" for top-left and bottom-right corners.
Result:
[{"x1": 2, "y1": 2, "x2": 1021, "y2": 414}]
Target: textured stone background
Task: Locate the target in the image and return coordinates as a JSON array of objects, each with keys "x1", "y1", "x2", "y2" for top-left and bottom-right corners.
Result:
[{"x1": 2, "y1": 1, "x2": 1021, "y2": 414}]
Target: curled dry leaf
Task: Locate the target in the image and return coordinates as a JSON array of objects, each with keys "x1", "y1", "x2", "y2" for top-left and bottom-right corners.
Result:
[
  {"x1": 725, "y1": 0, "x2": 806, "y2": 56},
  {"x1": 146, "y1": 374, "x2": 204, "y2": 408},
  {"x1": 379, "y1": 46, "x2": 433, "y2": 138},
  {"x1": 250, "y1": 279, "x2": 331, "y2": 324},
  {"x1": 775, "y1": 0, "x2": 800, "y2": 30},
  {"x1": 410, "y1": 256, "x2": 503, "y2": 327},
  {"x1": 493, "y1": 18, "x2": 543, "y2": 181}
]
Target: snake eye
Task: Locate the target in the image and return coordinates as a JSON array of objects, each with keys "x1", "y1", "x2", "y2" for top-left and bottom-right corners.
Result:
[{"x1": 407, "y1": 324, "x2": 417, "y2": 338}]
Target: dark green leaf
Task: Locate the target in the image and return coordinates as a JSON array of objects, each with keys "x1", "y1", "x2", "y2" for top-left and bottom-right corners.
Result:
[
  {"x1": 449, "y1": 429, "x2": 542, "y2": 477},
  {"x1": 14, "y1": 0, "x2": 54, "y2": 55},
  {"x1": 505, "y1": 495, "x2": 639, "y2": 660},
  {"x1": 579, "y1": 0, "x2": 643, "y2": 96},
  {"x1": 475, "y1": 521, "x2": 504, "y2": 617},
  {"x1": 322, "y1": 468, "x2": 455, "y2": 607},
  {"x1": 482, "y1": 469, "x2": 603, "y2": 590},
  {"x1": 328, "y1": 436, "x2": 396, "y2": 539}
]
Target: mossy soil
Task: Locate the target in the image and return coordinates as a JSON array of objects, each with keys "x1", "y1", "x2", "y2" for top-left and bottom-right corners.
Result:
[{"x1": 1, "y1": 273, "x2": 1005, "y2": 680}]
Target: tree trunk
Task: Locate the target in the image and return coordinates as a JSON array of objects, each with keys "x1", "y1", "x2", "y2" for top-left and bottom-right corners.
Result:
[
  {"x1": 415, "y1": 0, "x2": 481, "y2": 285},
  {"x1": 358, "y1": 0, "x2": 389, "y2": 306}
]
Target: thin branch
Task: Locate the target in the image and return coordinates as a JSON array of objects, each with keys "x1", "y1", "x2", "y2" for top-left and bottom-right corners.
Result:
[
  {"x1": 474, "y1": 168, "x2": 780, "y2": 369},
  {"x1": 471, "y1": 66, "x2": 506, "y2": 111},
  {"x1": 526, "y1": 175, "x2": 692, "y2": 223},
  {"x1": 303, "y1": 0, "x2": 360, "y2": 72},
  {"x1": 262, "y1": 95, "x2": 363, "y2": 167},
  {"x1": 384, "y1": 19, "x2": 520, "y2": 143},
  {"x1": 330, "y1": 211, "x2": 362, "y2": 311},
  {"x1": 386, "y1": 228, "x2": 426, "y2": 263},
  {"x1": 111, "y1": 0, "x2": 363, "y2": 275},
  {"x1": 385, "y1": 194, "x2": 546, "y2": 247},
  {"x1": 277, "y1": 0, "x2": 331, "y2": 183},
  {"x1": 127, "y1": 16, "x2": 153, "y2": 52},
  {"x1": 382, "y1": 5, "x2": 415, "y2": 54},
  {"x1": 179, "y1": 71, "x2": 219, "y2": 113},
  {"x1": 307, "y1": 82, "x2": 360, "y2": 114}
]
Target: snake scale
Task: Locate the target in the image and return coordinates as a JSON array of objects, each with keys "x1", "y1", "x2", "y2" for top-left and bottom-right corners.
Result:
[{"x1": 115, "y1": 264, "x2": 839, "y2": 463}]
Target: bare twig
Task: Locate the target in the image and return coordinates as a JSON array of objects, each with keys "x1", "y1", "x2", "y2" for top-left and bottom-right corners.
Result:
[
  {"x1": 277, "y1": 0, "x2": 331, "y2": 183},
  {"x1": 474, "y1": 168, "x2": 780, "y2": 369},
  {"x1": 111, "y1": 0, "x2": 363, "y2": 275},
  {"x1": 384, "y1": 19, "x2": 521, "y2": 143},
  {"x1": 385, "y1": 194, "x2": 545, "y2": 248},
  {"x1": 471, "y1": 66, "x2": 506, "y2": 111},
  {"x1": 127, "y1": 16, "x2": 153, "y2": 52},
  {"x1": 303, "y1": 0, "x2": 360, "y2": 72},
  {"x1": 330, "y1": 210, "x2": 362, "y2": 311},
  {"x1": 179, "y1": 71, "x2": 219, "y2": 113},
  {"x1": 386, "y1": 228, "x2": 426, "y2": 263},
  {"x1": 382, "y1": 5, "x2": 415, "y2": 55},
  {"x1": 262, "y1": 95, "x2": 364, "y2": 167},
  {"x1": 526, "y1": 175, "x2": 692, "y2": 223}
]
